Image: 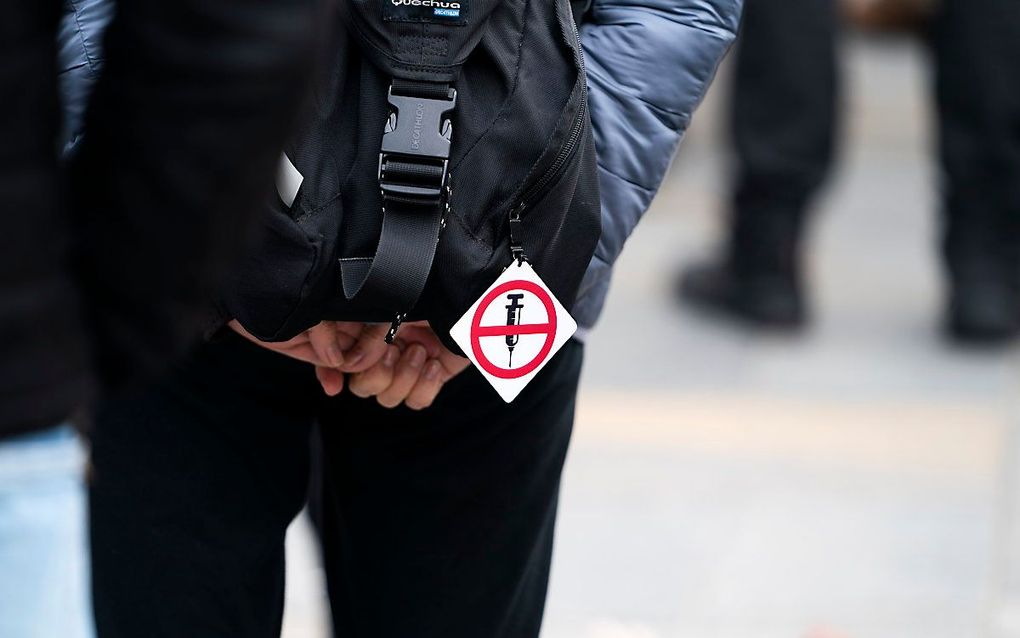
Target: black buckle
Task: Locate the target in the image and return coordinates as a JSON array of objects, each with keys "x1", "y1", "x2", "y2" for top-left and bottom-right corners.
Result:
[{"x1": 378, "y1": 85, "x2": 457, "y2": 203}]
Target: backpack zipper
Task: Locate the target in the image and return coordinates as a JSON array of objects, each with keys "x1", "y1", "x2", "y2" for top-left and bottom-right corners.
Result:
[
  {"x1": 514, "y1": 97, "x2": 586, "y2": 215},
  {"x1": 509, "y1": 17, "x2": 588, "y2": 256},
  {"x1": 508, "y1": 99, "x2": 585, "y2": 264}
]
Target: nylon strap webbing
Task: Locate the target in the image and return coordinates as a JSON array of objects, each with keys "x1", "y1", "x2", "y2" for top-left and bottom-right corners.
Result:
[{"x1": 339, "y1": 80, "x2": 454, "y2": 314}]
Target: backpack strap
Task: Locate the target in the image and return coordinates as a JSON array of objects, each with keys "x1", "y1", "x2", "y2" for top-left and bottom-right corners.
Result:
[{"x1": 339, "y1": 80, "x2": 457, "y2": 319}]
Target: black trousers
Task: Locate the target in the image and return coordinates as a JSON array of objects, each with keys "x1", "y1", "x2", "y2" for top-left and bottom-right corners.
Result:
[
  {"x1": 89, "y1": 331, "x2": 583, "y2": 638},
  {"x1": 729, "y1": 0, "x2": 1020, "y2": 282},
  {"x1": 932, "y1": 0, "x2": 1020, "y2": 284},
  {"x1": 728, "y1": 0, "x2": 840, "y2": 273}
]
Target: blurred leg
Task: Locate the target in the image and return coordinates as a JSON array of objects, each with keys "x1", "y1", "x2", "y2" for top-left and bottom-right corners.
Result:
[
  {"x1": 729, "y1": 0, "x2": 840, "y2": 275},
  {"x1": 3, "y1": 0, "x2": 94, "y2": 431},
  {"x1": 90, "y1": 333, "x2": 322, "y2": 637},
  {"x1": 933, "y1": 0, "x2": 1020, "y2": 341},
  {"x1": 0, "y1": 7, "x2": 93, "y2": 635},
  {"x1": 0, "y1": 426, "x2": 93, "y2": 638},
  {"x1": 315, "y1": 343, "x2": 583, "y2": 638},
  {"x1": 680, "y1": 0, "x2": 839, "y2": 328}
]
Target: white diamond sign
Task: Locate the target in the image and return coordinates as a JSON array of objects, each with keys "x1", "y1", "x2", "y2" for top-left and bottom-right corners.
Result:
[{"x1": 449, "y1": 261, "x2": 577, "y2": 403}]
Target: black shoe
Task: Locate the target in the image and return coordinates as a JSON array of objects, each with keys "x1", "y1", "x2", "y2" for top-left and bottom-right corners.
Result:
[
  {"x1": 946, "y1": 279, "x2": 1019, "y2": 345},
  {"x1": 677, "y1": 260, "x2": 807, "y2": 330}
]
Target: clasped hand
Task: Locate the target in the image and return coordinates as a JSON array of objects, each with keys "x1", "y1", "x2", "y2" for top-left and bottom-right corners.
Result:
[{"x1": 229, "y1": 320, "x2": 469, "y2": 410}]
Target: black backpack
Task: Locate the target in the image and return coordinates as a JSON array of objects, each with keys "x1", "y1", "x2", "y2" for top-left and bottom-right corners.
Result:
[{"x1": 223, "y1": 0, "x2": 602, "y2": 352}]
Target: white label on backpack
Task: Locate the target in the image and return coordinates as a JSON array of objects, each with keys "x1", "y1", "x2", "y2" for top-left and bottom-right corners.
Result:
[
  {"x1": 449, "y1": 261, "x2": 577, "y2": 403},
  {"x1": 276, "y1": 153, "x2": 303, "y2": 208}
]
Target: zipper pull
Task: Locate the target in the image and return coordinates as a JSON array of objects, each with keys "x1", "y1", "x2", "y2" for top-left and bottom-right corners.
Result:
[
  {"x1": 385, "y1": 312, "x2": 407, "y2": 344},
  {"x1": 509, "y1": 204, "x2": 527, "y2": 265}
]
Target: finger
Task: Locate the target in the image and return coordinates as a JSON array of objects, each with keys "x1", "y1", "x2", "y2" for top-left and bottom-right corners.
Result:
[
  {"x1": 376, "y1": 344, "x2": 429, "y2": 409},
  {"x1": 348, "y1": 345, "x2": 399, "y2": 398},
  {"x1": 229, "y1": 320, "x2": 311, "y2": 349},
  {"x1": 438, "y1": 353, "x2": 471, "y2": 381},
  {"x1": 228, "y1": 320, "x2": 333, "y2": 366},
  {"x1": 308, "y1": 323, "x2": 344, "y2": 368},
  {"x1": 394, "y1": 323, "x2": 444, "y2": 359},
  {"x1": 333, "y1": 323, "x2": 358, "y2": 352},
  {"x1": 275, "y1": 342, "x2": 325, "y2": 366},
  {"x1": 315, "y1": 366, "x2": 345, "y2": 397},
  {"x1": 227, "y1": 319, "x2": 254, "y2": 340},
  {"x1": 405, "y1": 360, "x2": 445, "y2": 411},
  {"x1": 334, "y1": 321, "x2": 365, "y2": 343},
  {"x1": 342, "y1": 323, "x2": 392, "y2": 372},
  {"x1": 331, "y1": 321, "x2": 361, "y2": 354}
]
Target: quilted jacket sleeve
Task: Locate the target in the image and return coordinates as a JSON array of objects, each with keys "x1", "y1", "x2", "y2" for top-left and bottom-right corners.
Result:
[
  {"x1": 573, "y1": 0, "x2": 742, "y2": 326},
  {"x1": 58, "y1": 0, "x2": 113, "y2": 152}
]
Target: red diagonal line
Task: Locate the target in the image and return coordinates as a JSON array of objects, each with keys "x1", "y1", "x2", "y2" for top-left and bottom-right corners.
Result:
[{"x1": 474, "y1": 323, "x2": 553, "y2": 338}]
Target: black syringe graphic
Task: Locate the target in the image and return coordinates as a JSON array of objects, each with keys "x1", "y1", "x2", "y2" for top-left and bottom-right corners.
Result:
[{"x1": 504, "y1": 294, "x2": 526, "y2": 367}]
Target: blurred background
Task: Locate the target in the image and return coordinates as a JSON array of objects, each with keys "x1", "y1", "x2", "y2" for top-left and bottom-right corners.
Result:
[{"x1": 280, "y1": 15, "x2": 1020, "y2": 638}]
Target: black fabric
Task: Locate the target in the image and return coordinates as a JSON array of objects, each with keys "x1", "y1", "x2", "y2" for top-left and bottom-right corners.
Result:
[
  {"x1": 727, "y1": 0, "x2": 1020, "y2": 286},
  {"x1": 932, "y1": 0, "x2": 1020, "y2": 287},
  {"x1": 0, "y1": 0, "x2": 325, "y2": 439},
  {"x1": 68, "y1": 0, "x2": 329, "y2": 388},
  {"x1": 380, "y1": 160, "x2": 447, "y2": 183},
  {"x1": 90, "y1": 332, "x2": 582, "y2": 637},
  {"x1": 391, "y1": 78, "x2": 454, "y2": 100},
  {"x1": 339, "y1": 195, "x2": 444, "y2": 310},
  {"x1": 342, "y1": 0, "x2": 504, "y2": 82},
  {"x1": 727, "y1": 0, "x2": 840, "y2": 277},
  {"x1": 0, "y1": 0, "x2": 92, "y2": 439},
  {"x1": 223, "y1": 0, "x2": 602, "y2": 353}
]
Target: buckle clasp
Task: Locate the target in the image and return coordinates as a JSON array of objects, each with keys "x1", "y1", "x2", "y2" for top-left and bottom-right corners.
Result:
[{"x1": 378, "y1": 85, "x2": 457, "y2": 203}]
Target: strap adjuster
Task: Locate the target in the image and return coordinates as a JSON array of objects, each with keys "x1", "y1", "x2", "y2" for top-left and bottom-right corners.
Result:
[{"x1": 378, "y1": 84, "x2": 457, "y2": 203}]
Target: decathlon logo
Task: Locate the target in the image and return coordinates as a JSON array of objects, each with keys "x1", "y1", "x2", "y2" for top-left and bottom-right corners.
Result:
[{"x1": 411, "y1": 103, "x2": 424, "y2": 151}]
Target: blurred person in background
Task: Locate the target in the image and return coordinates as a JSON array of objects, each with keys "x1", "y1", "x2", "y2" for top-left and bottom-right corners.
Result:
[
  {"x1": 0, "y1": 0, "x2": 325, "y2": 636},
  {"x1": 77, "y1": 1, "x2": 744, "y2": 637},
  {"x1": 677, "y1": 0, "x2": 1020, "y2": 345}
]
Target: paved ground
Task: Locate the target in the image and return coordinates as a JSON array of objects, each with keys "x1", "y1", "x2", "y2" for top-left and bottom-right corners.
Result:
[{"x1": 282, "y1": 36, "x2": 1020, "y2": 638}]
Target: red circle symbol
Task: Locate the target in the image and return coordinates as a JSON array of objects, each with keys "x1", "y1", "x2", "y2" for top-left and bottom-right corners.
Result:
[{"x1": 470, "y1": 280, "x2": 557, "y2": 379}]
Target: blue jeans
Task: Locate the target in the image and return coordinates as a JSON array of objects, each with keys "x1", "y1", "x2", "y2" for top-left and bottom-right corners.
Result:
[{"x1": 0, "y1": 425, "x2": 94, "y2": 638}]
